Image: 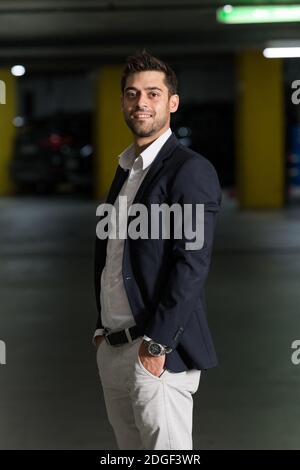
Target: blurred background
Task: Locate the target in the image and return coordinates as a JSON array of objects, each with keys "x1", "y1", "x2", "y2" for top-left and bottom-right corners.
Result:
[{"x1": 1, "y1": 0, "x2": 300, "y2": 449}]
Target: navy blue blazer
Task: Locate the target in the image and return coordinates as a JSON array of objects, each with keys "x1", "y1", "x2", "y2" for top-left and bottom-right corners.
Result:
[{"x1": 94, "y1": 132, "x2": 222, "y2": 372}]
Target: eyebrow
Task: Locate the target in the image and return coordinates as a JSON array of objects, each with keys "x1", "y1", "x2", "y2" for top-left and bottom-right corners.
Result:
[{"x1": 124, "y1": 86, "x2": 163, "y2": 92}]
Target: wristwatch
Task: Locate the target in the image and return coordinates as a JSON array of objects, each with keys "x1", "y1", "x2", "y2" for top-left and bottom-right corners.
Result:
[{"x1": 147, "y1": 340, "x2": 172, "y2": 356}]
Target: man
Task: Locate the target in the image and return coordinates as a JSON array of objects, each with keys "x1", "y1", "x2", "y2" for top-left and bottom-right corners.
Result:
[{"x1": 94, "y1": 51, "x2": 221, "y2": 450}]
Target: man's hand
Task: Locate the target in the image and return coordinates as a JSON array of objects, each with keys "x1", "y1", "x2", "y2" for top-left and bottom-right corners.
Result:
[
  {"x1": 138, "y1": 340, "x2": 166, "y2": 377},
  {"x1": 95, "y1": 335, "x2": 105, "y2": 350}
]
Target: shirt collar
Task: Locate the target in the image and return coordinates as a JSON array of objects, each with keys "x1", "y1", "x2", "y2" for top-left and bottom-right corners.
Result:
[{"x1": 118, "y1": 128, "x2": 172, "y2": 171}]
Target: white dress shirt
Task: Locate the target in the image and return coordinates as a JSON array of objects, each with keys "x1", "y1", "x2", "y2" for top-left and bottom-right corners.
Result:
[{"x1": 94, "y1": 128, "x2": 172, "y2": 343}]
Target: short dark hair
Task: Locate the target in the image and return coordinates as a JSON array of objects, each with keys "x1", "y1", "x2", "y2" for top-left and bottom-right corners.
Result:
[{"x1": 121, "y1": 50, "x2": 178, "y2": 97}]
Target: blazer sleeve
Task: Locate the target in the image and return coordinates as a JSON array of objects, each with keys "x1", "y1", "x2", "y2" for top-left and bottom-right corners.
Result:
[{"x1": 143, "y1": 154, "x2": 222, "y2": 350}]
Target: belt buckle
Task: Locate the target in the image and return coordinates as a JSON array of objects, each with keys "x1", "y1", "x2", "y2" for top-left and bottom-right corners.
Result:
[
  {"x1": 104, "y1": 328, "x2": 126, "y2": 347},
  {"x1": 124, "y1": 328, "x2": 133, "y2": 343},
  {"x1": 105, "y1": 336, "x2": 112, "y2": 346},
  {"x1": 103, "y1": 328, "x2": 112, "y2": 345},
  {"x1": 104, "y1": 327, "x2": 134, "y2": 347}
]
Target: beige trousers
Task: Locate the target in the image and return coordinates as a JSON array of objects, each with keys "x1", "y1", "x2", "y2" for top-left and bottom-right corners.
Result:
[{"x1": 96, "y1": 335, "x2": 201, "y2": 450}]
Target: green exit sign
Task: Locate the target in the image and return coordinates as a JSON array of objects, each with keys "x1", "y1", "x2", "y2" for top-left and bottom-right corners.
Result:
[{"x1": 217, "y1": 5, "x2": 300, "y2": 24}]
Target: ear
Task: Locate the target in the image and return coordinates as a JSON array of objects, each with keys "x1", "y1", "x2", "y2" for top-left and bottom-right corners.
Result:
[{"x1": 169, "y1": 94, "x2": 179, "y2": 114}]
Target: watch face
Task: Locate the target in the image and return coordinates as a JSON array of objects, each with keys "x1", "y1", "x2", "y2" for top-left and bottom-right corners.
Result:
[{"x1": 149, "y1": 342, "x2": 163, "y2": 356}]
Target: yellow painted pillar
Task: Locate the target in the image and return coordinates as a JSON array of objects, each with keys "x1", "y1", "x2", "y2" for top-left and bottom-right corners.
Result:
[
  {"x1": 0, "y1": 70, "x2": 17, "y2": 195},
  {"x1": 94, "y1": 66, "x2": 132, "y2": 200},
  {"x1": 236, "y1": 51, "x2": 284, "y2": 209}
]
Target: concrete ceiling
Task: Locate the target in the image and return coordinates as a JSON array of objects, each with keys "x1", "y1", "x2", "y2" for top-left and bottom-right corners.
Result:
[{"x1": 0, "y1": 0, "x2": 300, "y2": 69}]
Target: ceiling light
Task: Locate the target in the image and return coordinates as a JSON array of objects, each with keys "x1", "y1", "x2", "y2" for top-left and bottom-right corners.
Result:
[
  {"x1": 263, "y1": 47, "x2": 300, "y2": 58},
  {"x1": 11, "y1": 65, "x2": 26, "y2": 76},
  {"x1": 217, "y1": 6, "x2": 300, "y2": 24}
]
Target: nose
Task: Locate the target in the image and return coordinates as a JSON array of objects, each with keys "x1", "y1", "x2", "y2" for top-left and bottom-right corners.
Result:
[{"x1": 136, "y1": 91, "x2": 150, "y2": 109}]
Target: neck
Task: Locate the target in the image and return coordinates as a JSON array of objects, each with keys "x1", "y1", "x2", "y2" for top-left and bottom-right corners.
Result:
[{"x1": 133, "y1": 127, "x2": 169, "y2": 157}]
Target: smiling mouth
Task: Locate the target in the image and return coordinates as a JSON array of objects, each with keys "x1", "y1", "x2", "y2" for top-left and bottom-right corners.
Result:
[{"x1": 132, "y1": 113, "x2": 152, "y2": 119}]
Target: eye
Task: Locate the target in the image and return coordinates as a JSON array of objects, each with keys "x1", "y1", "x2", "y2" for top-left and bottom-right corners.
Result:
[
  {"x1": 150, "y1": 92, "x2": 159, "y2": 98},
  {"x1": 126, "y1": 91, "x2": 136, "y2": 98}
]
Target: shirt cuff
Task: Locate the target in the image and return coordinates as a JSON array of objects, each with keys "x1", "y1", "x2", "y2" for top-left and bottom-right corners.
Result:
[
  {"x1": 92, "y1": 328, "x2": 106, "y2": 346},
  {"x1": 143, "y1": 335, "x2": 152, "y2": 342}
]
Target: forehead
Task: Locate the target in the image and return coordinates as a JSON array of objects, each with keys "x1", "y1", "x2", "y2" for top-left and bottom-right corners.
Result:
[{"x1": 125, "y1": 71, "x2": 167, "y2": 91}]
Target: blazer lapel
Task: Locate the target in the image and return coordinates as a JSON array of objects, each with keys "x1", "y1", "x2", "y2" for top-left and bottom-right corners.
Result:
[{"x1": 105, "y1": 166, "x2": 129, "y2": 205}]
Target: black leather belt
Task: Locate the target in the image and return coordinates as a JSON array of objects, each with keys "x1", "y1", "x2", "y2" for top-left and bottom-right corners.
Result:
[{"x1": 104, "y1": 325, "x2": 141, "y2": 346}]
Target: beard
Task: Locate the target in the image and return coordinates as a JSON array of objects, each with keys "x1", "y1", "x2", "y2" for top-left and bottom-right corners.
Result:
[{"x1": 124, "y1": 112, "x2": 167, "y2": 138}]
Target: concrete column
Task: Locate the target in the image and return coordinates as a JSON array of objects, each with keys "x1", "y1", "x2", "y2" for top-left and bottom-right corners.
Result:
[
  {"x1": 236, "y1": 51, "x2": 285, "y2": 209},
  {"x1": 94, "y1": 66, "x2": 131, "y2": 200},
  {"x1": 0, "y1": 70, "x2": 17, "y2": 195}
]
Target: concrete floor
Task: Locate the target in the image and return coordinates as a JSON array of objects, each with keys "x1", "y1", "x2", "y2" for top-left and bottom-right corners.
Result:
[{"x1": 0, "y1": 193, "x2": 300, "y2": 449}]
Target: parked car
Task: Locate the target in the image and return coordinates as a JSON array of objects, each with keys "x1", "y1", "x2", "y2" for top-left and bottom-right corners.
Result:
[{"x1": 10, "y1": 112, "x2": 94, "y2": 194}]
